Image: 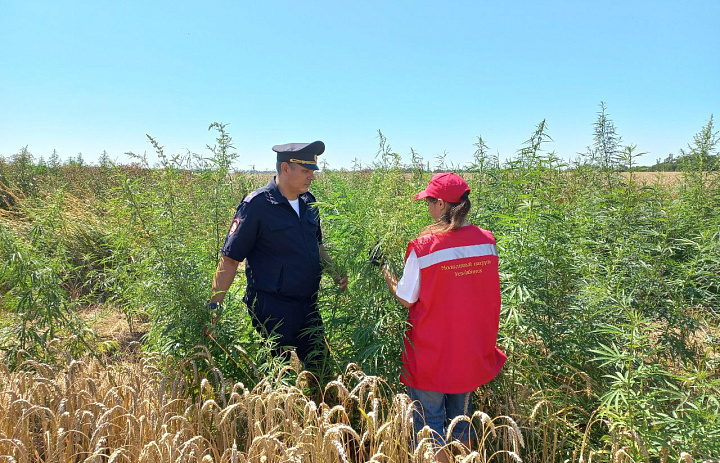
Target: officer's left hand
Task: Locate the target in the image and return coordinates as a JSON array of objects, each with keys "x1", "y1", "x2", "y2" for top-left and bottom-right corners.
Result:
[{"x1": 334, "y1": 274, "x2": 349, "y2": 292}]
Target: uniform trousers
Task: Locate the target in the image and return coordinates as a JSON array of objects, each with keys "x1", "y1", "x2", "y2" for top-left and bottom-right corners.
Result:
[{"x1": 244, "y1": 288, "x2": 330, "y2": 373}]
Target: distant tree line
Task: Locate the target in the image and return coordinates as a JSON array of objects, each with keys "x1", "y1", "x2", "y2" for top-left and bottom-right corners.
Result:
[
  {"x1": 2, "y1": 107, "x2": 717, "y2": 174},
  {"x1": 637, "y1": 151, "x2": 720, "y2": 172}
]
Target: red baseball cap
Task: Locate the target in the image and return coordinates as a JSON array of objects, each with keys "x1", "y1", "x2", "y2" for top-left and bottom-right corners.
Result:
[{"x1": 413, "y1": 172, "x2": 470, "y2": 203}]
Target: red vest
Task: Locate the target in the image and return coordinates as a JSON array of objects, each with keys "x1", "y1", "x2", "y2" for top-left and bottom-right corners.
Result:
[{"x1": 400, "y1": 225, "x2": 506, "y2": 393}]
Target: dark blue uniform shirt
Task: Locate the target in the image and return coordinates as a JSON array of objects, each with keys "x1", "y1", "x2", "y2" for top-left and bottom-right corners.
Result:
[{"x1": 221, "y1": 178, "x2": 323, "y2": 300}]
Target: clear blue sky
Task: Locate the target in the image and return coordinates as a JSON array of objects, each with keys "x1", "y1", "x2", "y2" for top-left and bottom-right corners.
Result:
[{"x1": 2, "y1": 0, "x2": 718, "y2": 170}]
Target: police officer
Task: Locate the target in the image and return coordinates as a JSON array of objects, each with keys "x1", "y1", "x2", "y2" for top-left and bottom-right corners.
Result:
[{"x1": 207, "y1": 141, "x2": 348, "y2": 375}]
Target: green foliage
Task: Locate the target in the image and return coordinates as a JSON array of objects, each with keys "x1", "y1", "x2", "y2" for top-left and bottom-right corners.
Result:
[
  {"x1": 1, "y1": 108, "x2": 719, "y2": 460},
  {"x1": 643, "y1": 115, "x2": 719, "y2": 172},
  {"x1": 312, "y1": 165, "x2": 427, "y2": 383},
  {"x1": 0, "y1": 224, "x2": 96, "y2": 366},
  {"x1": 101, "y1": 125, "x2": 267, "y2": 383}
]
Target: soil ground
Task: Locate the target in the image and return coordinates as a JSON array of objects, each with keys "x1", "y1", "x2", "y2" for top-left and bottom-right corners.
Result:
[{"x1": 82, "y1": 305, "x2": 149, "y2": 353}]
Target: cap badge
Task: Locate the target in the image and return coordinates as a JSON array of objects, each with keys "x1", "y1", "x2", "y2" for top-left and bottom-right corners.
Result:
[{"x1": 289, "y1": 154, "x2": 318, "y2": 165}]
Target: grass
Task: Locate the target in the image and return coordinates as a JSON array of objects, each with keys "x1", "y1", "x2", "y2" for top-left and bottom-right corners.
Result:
[{"x1": 0, "y1": 353, "x2": 528, "y2": 462}]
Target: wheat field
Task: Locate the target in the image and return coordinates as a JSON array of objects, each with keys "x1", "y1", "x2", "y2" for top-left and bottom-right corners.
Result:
[{"x1": 0, "y1": 347, "x2": 532, "y2": 463}]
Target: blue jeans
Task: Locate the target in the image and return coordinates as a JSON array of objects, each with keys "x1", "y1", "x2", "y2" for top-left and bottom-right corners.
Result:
[{"x1": 407, "y1": 386, "x2": 474, "y2": 447}]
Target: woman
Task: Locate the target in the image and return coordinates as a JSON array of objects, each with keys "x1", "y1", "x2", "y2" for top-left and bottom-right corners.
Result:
[{"x1": 374, "y1": 172, "x2": 506, "y2": 458}]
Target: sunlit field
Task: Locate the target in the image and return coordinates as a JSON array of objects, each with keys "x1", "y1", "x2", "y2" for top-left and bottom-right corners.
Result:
[{"x1": 1, "y1": 115, "x2": 718, "y2": 462}]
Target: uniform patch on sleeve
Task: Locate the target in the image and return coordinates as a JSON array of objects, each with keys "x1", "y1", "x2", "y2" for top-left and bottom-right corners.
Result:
[{"x1": 229, "y1": 217, "x2": 240, "y2": 234}]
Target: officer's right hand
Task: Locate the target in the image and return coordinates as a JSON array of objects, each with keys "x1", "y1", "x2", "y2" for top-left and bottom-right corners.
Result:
[{"x1": 203, "y1": 302, "x2": 221, "y2": 336}]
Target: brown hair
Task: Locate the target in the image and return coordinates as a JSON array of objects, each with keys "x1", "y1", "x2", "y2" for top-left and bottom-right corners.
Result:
[{"x1": 420, "y1": 191, "x2": 471, "y2": 235}]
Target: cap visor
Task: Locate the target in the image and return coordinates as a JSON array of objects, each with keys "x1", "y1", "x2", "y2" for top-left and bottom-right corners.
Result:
[{"x1": 413, "y1": 190, "x2": 430, "y2": 201}]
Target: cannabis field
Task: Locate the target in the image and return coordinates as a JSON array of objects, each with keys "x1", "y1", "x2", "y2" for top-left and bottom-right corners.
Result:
[{"x1": 1, "y1": 114, "x2": 718, "y2": 462}]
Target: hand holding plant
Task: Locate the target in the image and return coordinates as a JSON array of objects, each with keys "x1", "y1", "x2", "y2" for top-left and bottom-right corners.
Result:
[
  {"x1": 368, "y1": 241, "x2": 385, "y2": 267},
  {"x1": 204, "y1": 301, "x2": 221, "y2": 332},
  {"x1": 333, "y1": 273, "x2": 349, "y2": 291}
]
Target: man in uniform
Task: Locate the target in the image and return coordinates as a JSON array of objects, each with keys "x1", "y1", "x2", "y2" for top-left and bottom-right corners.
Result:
[{"x1": 207, "y1": 141, "x2": 348, "y2": 376}]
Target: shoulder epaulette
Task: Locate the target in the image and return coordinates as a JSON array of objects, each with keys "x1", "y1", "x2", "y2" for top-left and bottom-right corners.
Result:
[{"x1": 242, "y1": 188, "x2": 264, "y2": 204}]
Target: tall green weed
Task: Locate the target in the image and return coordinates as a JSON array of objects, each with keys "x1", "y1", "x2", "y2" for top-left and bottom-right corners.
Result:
[{"x1": 1, "y1": 110, "x2": 718, "y2": 460}]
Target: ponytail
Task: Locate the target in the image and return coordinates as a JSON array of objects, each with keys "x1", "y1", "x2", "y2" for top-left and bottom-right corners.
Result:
[{"x1": 420, "y1": 191, "x2": 471, "y2": 236}]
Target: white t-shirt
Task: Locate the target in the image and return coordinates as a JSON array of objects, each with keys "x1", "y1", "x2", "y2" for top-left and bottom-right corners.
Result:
[
  {"x1": 396, "y1": 249, "x2": 421, "y2": 303},
  {"x1": 288, "y1": 198, "x2": 300, "y2": 217}
]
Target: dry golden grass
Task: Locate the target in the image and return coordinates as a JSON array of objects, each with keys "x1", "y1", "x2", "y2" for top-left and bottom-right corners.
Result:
[
  {"x1": 0, "y1": 352, "x2": 529, "y2": 463},
  {"x1": 621, "y1": 171, "x2": 685, "y2": 186}
]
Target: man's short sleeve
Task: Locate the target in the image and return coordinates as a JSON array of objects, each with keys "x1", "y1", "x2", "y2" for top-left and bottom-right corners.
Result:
[
  {"x1": 396, "y1": 248, "x2": 420, "y2": 304},
  {"x1": 221, "y1": 200, "x2": 260, "y2": 261}
]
